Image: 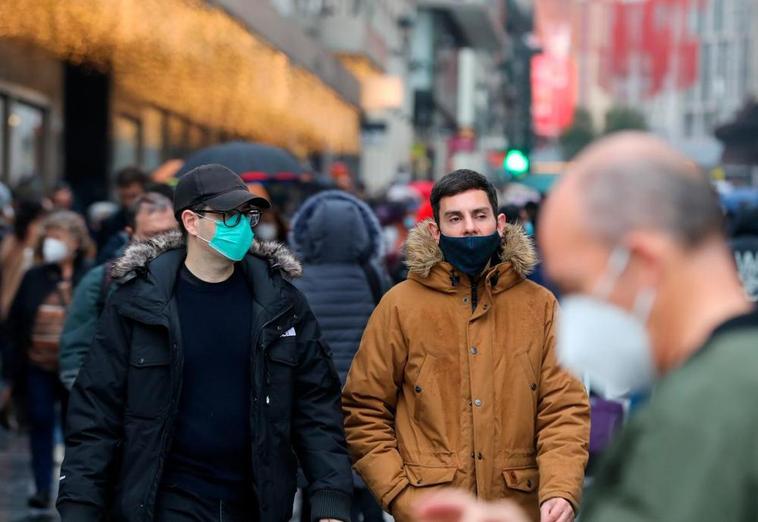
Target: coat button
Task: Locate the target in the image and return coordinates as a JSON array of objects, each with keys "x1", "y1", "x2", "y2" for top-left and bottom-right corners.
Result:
[
  {"x1": 471, "y1": 452, "x2": 475, "y2": 458},
  {"x1": 463, "y1": 297, "x2": 469, "y2": 303},
  {"x1": 276, "y1": 325, "x2": 282, "y2": 331},
  {"x1": 477, "y1": 452, "x2": 483, "y2": 460},
  {"x1": 474, "y1": 399, "x2": 482, "y2": 407},
  {"x1": 530, "y1": 383, "x2": 537, "y2": 391},
  {"x1": 470, "y1": 347, "x2": 478, "y2": 355},
  {"x1": 483, "y1": 304, "x2": 489, "y2": 310},
  {"x1": 415, "y1": 385, "x2": 422, "y2": 393},
  {"x1": 138, "y1": 357, "x2": 144, "y2": 365}
]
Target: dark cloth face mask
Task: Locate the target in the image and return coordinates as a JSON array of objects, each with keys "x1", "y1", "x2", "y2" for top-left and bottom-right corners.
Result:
[{"x1": 438, "y1": 231, "x2": 501, "y2": 277}]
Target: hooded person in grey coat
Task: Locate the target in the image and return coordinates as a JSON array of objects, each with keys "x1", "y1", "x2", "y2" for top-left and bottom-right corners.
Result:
[
  {"x1": 289, "y1": 190, "x2": 390, "y2": 522},
  {"x1": 289, "y1": 190, "x2": 390, "y2": 384}
]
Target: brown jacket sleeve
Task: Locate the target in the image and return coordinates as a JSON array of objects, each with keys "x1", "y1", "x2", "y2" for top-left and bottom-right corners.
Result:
[
  {"x1": 342, "y1": 295, "x2": 409, "y2": 509},
  {"x1": 535, "y1": 298, "x2": 591, "y2": 511}
]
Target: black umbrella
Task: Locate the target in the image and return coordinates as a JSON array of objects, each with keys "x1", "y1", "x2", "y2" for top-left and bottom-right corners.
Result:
[{"x1": 176, "y1": 141, "x2": 308, "y2": 183}]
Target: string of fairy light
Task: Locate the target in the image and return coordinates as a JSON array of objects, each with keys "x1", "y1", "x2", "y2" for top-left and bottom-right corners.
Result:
[{"x1": 0, "y1": 0, "x2": 361, "y2": 156}]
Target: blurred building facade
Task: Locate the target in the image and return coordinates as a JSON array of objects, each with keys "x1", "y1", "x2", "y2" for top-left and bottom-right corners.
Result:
[
  {"x1": 0, "y1": 0, "x2": 548, "y2": 199},
  {"x1": 409, "y1": 1, "x2": 509, "y2": 183},
  {"x1": 0, "y1": 0, "x2": 361, "y2": 205},
  {"x1": 280, "y1": 0, "x2": 518, "y2": 192},
  {"x1": 537, "y1": 0, "x2": 757, "y2": 175},
  {"x1": 274, "y1": 0, "x2": 417, "y2": 194}
]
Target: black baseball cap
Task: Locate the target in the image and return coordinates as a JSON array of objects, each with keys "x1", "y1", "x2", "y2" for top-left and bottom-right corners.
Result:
[{"x1": 173, "y1": 164, "x2": 270, "y2": 216}]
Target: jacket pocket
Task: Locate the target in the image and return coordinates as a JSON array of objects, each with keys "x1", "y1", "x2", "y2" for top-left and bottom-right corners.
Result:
[
  {"x1": 265, "y1": 339, "x2": 297, "y2": 424},
  {"x1": 410, "y1": 354, "x2": 456, "y2": 452},
  {"x1": 269, "y1": 339, "x2": 298, "y2": 366},
  {"x1": 503, "y1": 465, "x2": 539, "y2": 493},
  {"x1": 404, "y1": 464, "x2": 457, "y2": 487},
  {"x1": 126, "y1": 347, "x2": 171, "y2": 419}
]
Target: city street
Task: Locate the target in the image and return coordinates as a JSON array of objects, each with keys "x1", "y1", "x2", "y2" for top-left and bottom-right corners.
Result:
[{"x1": 0, "y1": 429, "x2": 59, "y2": 522}]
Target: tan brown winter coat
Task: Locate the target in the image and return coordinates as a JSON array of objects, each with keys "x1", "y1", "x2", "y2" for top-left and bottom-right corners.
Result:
[{"x1": 342, "y1": 222, "x2": 590, "y2": 522}]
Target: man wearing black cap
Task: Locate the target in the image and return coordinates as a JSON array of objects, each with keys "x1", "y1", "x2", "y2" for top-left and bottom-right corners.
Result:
[{"x1": 57, "y1": 164, "x2": 352, "y2": 522}]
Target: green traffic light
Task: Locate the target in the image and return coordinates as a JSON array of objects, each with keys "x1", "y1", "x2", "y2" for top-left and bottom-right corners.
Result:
[{"x1": 504, "y1": 149, "x2": 530, "y2": 176}]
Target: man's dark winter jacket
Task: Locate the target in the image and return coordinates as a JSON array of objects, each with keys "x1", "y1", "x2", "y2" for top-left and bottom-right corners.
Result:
[
  {"x1": 289, "y1": 190, "x2": 389, "y2": 384},
  {"x1": 57, "y1": 231, "x2": 353, "y2": 522}
]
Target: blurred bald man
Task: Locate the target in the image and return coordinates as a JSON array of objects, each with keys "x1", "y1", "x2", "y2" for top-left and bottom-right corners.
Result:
[{"x1": 537, "y1": 132, "x2": 757, "y2": 521}]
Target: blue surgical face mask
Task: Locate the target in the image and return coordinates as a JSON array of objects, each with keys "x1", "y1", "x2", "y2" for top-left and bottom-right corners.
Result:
[
  {"x1": 196, "y1": 213, "x2": 254, "y2": 262},
  {"x1": 438, "y1": 231, "x2": 501, "y2": 277}
]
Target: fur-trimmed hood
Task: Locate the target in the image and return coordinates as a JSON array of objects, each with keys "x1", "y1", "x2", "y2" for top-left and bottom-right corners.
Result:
[
  {"x1": 405, "y1": 220, "x2": 537, "y2": 280},
  {"x1": 111, "y1": 229, "x2": 302, "y2": 281}
]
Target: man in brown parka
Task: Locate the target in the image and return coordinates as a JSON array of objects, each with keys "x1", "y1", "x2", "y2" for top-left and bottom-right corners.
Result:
[{"x1": 342, "y1": 170, "x2": 590, "y2": 522}]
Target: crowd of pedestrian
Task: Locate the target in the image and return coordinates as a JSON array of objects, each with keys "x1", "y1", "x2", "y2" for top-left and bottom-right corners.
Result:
[{"x1": 0, "y1": 131, "x2": 756, "y2": 522}]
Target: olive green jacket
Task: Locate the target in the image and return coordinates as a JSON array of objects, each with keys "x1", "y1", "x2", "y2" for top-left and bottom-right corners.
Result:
[{"x1": 583, "y1": 313, "x2": 758, "y2": 522}]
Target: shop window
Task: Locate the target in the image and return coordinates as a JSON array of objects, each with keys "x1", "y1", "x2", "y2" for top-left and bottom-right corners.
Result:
[
  {"x1": 166, "y1": 115, "x2": 187, "y2": 159},
  {"x1": 113, "y1": 115, "x2": 141, "y2": 173},
  {"x1": 8, "y1": 100, "x2": 45, "y2": 188},
  {"x1": 143, "y1": 107, "x2": 164, "y2": 171},
  {"x1": 187, "y1": 124, "x2": 208, "y2": 152}
]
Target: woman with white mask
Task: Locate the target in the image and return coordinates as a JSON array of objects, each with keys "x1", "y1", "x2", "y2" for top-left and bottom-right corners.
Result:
[{"x1": 4, "y1": 210, "x2": 93, "y2": 510}]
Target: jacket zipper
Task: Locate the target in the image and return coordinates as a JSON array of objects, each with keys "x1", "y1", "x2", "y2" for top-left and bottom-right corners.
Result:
[
  {"x1": 143, "y1": 320, "x2": 182, "y2": 521},
  {"x1": 249, "y1": 304, "x2": 294, "y2": 514}
]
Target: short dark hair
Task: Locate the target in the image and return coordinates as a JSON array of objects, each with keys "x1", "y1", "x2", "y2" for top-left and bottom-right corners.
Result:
[
  {"x1": 115, "y1": 167, "x2": 149, "y2": 189},
  {"x1": 430, "y1": 169, "x2": 499, "y2": 223}
]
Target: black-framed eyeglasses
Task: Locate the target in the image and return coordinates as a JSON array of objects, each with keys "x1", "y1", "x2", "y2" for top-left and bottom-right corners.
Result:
[{"x1": 197, "y1": 208, "x2": 261, "y2": 227}]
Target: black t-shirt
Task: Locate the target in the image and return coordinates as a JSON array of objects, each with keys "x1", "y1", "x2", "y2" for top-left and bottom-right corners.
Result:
[{"x1": 163, "y1": 264, "x2": 254, "y2": 501}]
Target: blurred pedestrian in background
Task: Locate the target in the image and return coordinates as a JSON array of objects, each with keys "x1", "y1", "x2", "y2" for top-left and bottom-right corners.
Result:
[
  {"x1": 85, "y1": 201, "x2": 119, "y2": 239},
  {"x1": 729, "y1": 205, "x2": 758, "y2": 302},
  {"x1": 4, "y1": 210, "x2": 93, "y2": 509},
  {"x1": 248, "y1": 182, "x2": 289, "y2": 243},
  {"x1": 539, "y1": 132, "x2": 757, "y2": 521},
  {"x1": 343, "y1": 170, "x2": 589, "y2": 522},
  {"x1": 48, "y1": 182, "x2": 75, "y2": 212},
  {"x1": 289, "y1": 190, "x2": 390, "y2": 522},
  {"x1": 96, "y1": 167, "x2": 149, "y2": 261},
  {"x1": 58, "y1": 192, "x2": 177, "y2": 390},
  {"x1": 0, "y1": 199, "x2": 46, "y2": 320},
  {"x1": 1, "y1": 195, "x2": 47, "y2": 429}
]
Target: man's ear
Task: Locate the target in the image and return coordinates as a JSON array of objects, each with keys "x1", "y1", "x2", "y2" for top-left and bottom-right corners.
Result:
[
  {"x1": 428, "y1": 220, "x2": 441, "y2": 243},
  {"x1": 496, "y1": 213, "x2": 507, "y2": 236},
  {"x1": 182, "y1": 209, "x2": 200, "y2": 237}
]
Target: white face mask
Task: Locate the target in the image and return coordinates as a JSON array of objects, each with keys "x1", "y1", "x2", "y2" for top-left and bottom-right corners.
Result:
[
  {"x1": 255, "y1": 222, "x2": 278, "y2": 242},
  {"x1": 557, "y1": 247, "x2": 657, "y2": 399},
  {"x1": 42, "y1": 237, "x2": 70, "y2": 264}
]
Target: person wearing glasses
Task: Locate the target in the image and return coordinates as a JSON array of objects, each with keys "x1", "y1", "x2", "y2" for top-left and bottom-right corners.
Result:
[{"x1": 57, "y1": 164, "x2": 352, "y2": 522}]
